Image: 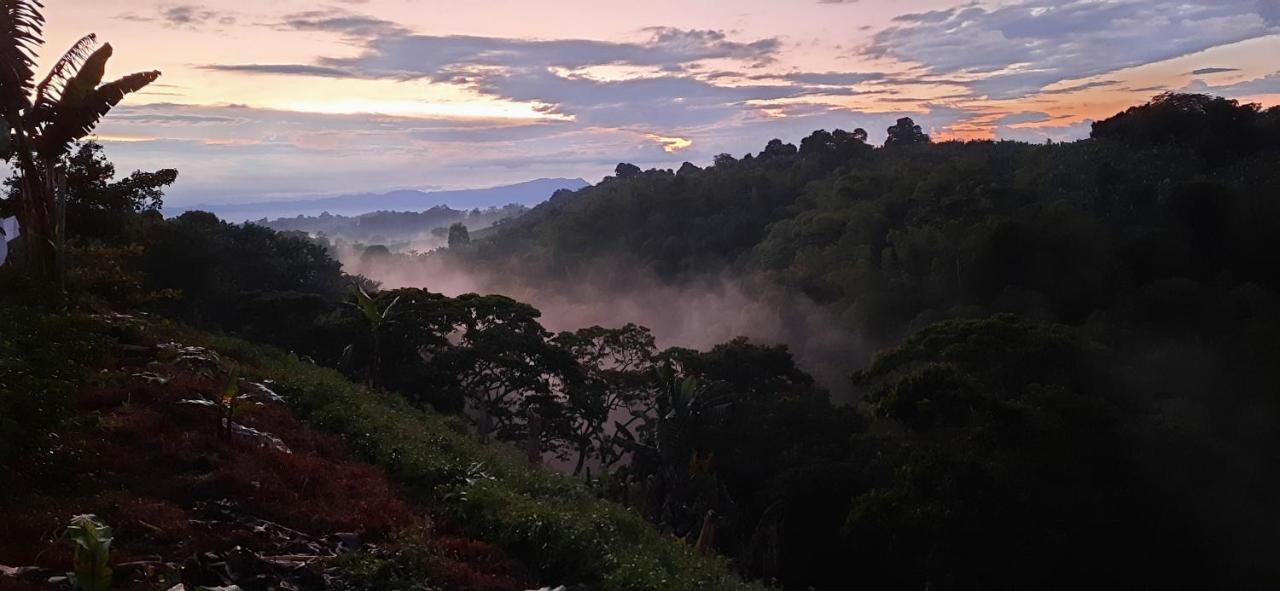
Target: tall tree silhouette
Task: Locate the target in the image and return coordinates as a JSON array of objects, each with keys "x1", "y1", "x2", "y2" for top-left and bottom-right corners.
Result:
[
  {"x1": 884, "y1": 117, "x2": 930, "y2": 147},
  {"x1": 1, "y1": 4, "x2": 160, "y2": 288}
]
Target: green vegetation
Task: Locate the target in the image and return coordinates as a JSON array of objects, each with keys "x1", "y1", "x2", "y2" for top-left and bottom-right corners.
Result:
[
  {"x1": 184, "y1": 329, "x2": 762, "y2": 591},
  {"x1": 1, "y1": 4, "x2": 161, "y2": 286},
  {"x1": 67, "y1": 515, "x2": 113, "y2": 591},
  {"x1": 0, "y1": 300, "x2": 107, "y2": 473},
  {"x1": 261, "y1": 204, "x2": 527, "y2": 250},
  {"x1": 4, "y1": 93, "x2": 1280, "y2": 590}
]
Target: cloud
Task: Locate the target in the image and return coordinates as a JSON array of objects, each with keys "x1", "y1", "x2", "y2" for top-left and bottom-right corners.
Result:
[
  {"x1": 200, "y1": 64, "x2": 359, "y2": 78},
  {"x1": 868, "y1": 0, "x2": 1277, "y2": 98},
  {"x1": 276, "y1": 9, "x2": 410, "y2": 39},
  {"x1": 162, "y1": 5, "x2": 236, "y2": 27},
  {"x1": 117, "y1": 4, "x2": 236, "y2": 27},
  {"x1": 206, "y1": 25, "x2": 818, "y2": 129},
  {"x1": 1261, "y1": 0, "x2": 1280, "y2": 25},
  {"x1": 996, "y1": 119, "x2": 1094, "y2": 143},
  {"x1": 1190, "y1": 67, "x2": 1240, "y2": 75},
  {"x1": 320, "y1": 28, "x2": 781, "y2": 78},
  {"x1": 772, "y1": 72, "x2": 887, "y2": 86},
  {"x1": 994, "y1": 111, "x2": 1054, "y2": 126},
  {"x1": 1039, "y1": 79, "x2": 1121, "y2": 95},
  {"x1": 1187, "y1": 71, "x2": 1280, "y2": 97}
]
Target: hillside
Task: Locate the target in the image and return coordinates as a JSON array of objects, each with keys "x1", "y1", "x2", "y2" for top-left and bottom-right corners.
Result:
[
  {"x1": 169, "y1": 178, "x2": 590, "y2": 222},
  {"x1": 0, "y1": 298, "x2": 759, "y2": 591},
  {"x1": 3, "y1": 94, "x2": 1280, "y2": 590},
  {"x1": 261, "y1": 204, "x2": 529, "y2": 253},
  {"x1": 436, "y1": 93, "x2": 1280, "y2": 371}
]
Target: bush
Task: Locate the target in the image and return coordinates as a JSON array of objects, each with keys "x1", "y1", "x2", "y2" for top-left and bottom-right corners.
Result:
[
  {"x1": 0, "y1": 303, "x2": 109, "y2": 479},
  {"x1": 181, "y1": 331, "x2": 762, "y2": 591}
]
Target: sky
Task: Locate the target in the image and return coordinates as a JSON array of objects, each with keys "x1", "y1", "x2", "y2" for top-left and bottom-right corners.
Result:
[{"x1": 30, "y1": 0, "x2": 1280, "y2": 207}]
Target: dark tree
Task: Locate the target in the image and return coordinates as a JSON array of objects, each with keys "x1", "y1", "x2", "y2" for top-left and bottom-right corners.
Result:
[
  {"x1": 553, "y1": 324, "x2": 659, "y2": 475},
  {"x1": 1091, "y1": 92, "x2": 1278, "y2": 165},
  {"x1": 884, "y1": 117, "x2": 930, "y2": 146},
  {"x1": 761, "y1": 139, "x2": 798, "y2": 159},
  {"x1": 447, "y1": 222, "x2": 471, "y2": 248},
  {"x1": 615, "y1": 162, "x2": 642, "y2": 179},
  {"x1": 64, "y1": 142, "x2": 177, "y2": 214}
]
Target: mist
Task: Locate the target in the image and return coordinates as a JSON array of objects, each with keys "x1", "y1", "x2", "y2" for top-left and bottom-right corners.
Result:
[{"x1": 342, "y1": 248, "x2": 871, "y2": 400}]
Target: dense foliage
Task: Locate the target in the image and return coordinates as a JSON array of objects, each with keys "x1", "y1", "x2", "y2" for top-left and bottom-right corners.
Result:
[
  {"x1": 260, "y1": 203, "x2": 526, "y2": 252},
  {"x1": 4, "y1": 94, "x2": 1280, "y2": 589}
]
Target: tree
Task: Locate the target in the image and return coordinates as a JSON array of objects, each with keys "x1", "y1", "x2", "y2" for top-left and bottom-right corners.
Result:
[
  {"x1": 434, "y1": 294, "x2": 575, "y2": 444},
  {"x1": 3, "y1": 141, "x2": 176, "y2": 239},
  {"x1": 64, "y1": 141, "x2": 176, "y2": 214},
  {"x1": 447, "y1": 222, "x2": 471, "y2": 248},
  {"x1": 800, "y1": 129, "x2": 871, "y2": 162},
  {"x1": 1091, "y1": 92, "x2": 1278, "y2": 165},
  {"x1": 1, "y1": 20, "x2": 160, "y2": 287},
  {"x1": 615, "y1": 162, "x2": 642, "y2": 179},
  {"x1": 346, "y1": 284, "x2": 399, "y2": 387},
  {"x1": 761, "y1": 139, "x2": 798, "y2": 159},
  {"x1": 884, "y1": 117, "x2": 930, "y2": 147},
  {"x1": 553, "y1": 324, "x2": 659, "y2": 475},
  {"x1": 63, "y1": 141, "x2": 175, "y2": 238}
]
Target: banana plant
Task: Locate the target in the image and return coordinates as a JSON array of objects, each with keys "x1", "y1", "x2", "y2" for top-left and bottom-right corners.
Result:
[
  {"x1": 1, "y1": 2, "x2": 160, "y2": 287},
  {"x1": 66, "y1": 514, "x2": 113, "y2": 591},
  {"x1": 347, "y1": 284, "x2": 400, "y2": 387}
]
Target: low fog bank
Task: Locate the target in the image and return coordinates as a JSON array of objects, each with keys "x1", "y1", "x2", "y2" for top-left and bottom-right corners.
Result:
[{"x1": 342, "y1": 249, "x2": 871, "y2": 401}]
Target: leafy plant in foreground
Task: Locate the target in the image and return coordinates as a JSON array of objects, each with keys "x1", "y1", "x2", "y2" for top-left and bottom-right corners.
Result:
[{"x1": 67, "y1": 514, "x2": 113, "y2": 591}]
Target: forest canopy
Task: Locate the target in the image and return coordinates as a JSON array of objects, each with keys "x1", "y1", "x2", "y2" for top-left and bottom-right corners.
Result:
[{"x1": 3, "y1": 94, "x2": 1280, "y2": 590}]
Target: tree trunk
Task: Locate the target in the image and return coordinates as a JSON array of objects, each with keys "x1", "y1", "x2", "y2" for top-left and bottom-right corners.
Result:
[
  {"x1": 695, "y1": 510, "x2": 718, "y2": 556},
  {"x1": 8, "y1": 132, "x2": 60, "y2": 295},
  {"x1": 525, "y1": 410, "x2": 543, "y2": 465},
  {"x1": 369, "y1": 331, "x2": 381, "y2": 387},
  {"x1": 573, "y1": 438, "x2": 589, "y2": 476},
  {"x1": 477, "y1": 399, "x2": 492, "y2": 444},
  {"x1": 53, "y1": 163, "x2": 67, "y2": 295}
]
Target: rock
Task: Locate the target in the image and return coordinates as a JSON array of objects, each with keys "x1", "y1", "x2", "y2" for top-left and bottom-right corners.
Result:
[
  {"x1": 178, "y1": 398, "x2": 218, "y2": 408},
  {"x1": 230, "y1": 422, "x2": 291, "y2": 454},
  {"x1": 244, "y1": 381, "x2": 287, "y2": 404},
  {"x1": 333, "y1": 532, "x2": 361, "y2": 552},
  {"x1": 181, "y1": 553, "x2": 225, "y2": 589},
  {"x1": 132, "y1": 371, "x2": 171, "y2": 384},
  {"x1": 3, "y1": 566, "x2": 52, "y2": 580},
  {"x1": 115, "y1": 560, "x2": 178, "y2": 586}
]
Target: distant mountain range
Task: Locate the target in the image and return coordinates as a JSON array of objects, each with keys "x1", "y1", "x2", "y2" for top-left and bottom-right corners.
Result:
[{"x1": 167, "y1": 178, "x2": 591, "y2": 222}]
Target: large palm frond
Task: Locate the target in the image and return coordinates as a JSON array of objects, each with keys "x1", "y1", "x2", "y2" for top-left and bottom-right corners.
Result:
[
  {"x1": 0, "y1": 0, "x2": 44, "y2": 114},
  {"x1": 27, "y1": 33, "x2": 96, "y2": 128},
  {"x1": 58, "y1": 42, "x2": 110, "y2": 106},
  {"x1": 37, "y1": 68, "x2": 160, "y2": 158}
]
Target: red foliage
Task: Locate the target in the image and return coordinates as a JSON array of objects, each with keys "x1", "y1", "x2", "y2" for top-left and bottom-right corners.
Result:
[
  {"x1": 1, "y1": 343, "x2": 537, "y2": 590},
  {"x1": 428, "y1": 535, "x2": 529, "y2": 591}
]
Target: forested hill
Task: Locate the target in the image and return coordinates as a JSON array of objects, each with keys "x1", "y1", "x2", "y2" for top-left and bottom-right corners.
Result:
[
  {"x1": 6, "y1": 93, "x2": 1280, "y2": 590},
  {"x1": 460, "y1": 93, "x2": 1280, "y2": 346}
]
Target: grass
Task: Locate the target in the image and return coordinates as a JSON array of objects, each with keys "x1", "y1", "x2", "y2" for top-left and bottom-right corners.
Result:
[
  {"x1": 0, "y1": 303, "x2": 108, "y2": 476},
  {"x1": 163, "y1": 327, "x2": 765, "y2": 591},
  {"x1": 0, "y1": 293, "x2": 762, "y2": 590}
]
